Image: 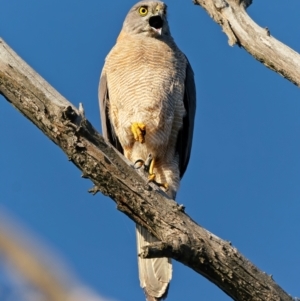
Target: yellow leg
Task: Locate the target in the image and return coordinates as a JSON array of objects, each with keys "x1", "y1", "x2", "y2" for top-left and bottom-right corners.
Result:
[
  {"x1": 148, "y1": 157, "x2": 156, "y2": 182},
  {"x1": 131, "y1": 122, "x2": 146, "y2": 144},
  {"x1": 147, "y1": 158, "x2": 169, "y2": 191}
]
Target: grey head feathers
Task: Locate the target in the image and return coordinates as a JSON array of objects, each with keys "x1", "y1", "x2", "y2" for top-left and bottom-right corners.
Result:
[{"x1": 122, "y1": 1, "x2": 171, "y2": 37}]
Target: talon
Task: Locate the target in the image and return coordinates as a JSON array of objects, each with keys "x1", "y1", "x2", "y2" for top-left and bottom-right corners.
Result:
[
  {"x1": 134, "y1": 159, "x2": 144, "y2": 169},
  {"x1": 147, "y1": 176, "x2": 168, "y2": 192},
  {"x1": 159, "y1": 182, "x2": 169, "y2": 191},
  {"x1": 143, "y1": 154, "x2": 153, "y2": 172},
  {"x1": 131, "y1": 122, "x2": 146, "y2": 143},
  {"x1": 148, "y1": 173, "x2": 156, "y2": 182}
]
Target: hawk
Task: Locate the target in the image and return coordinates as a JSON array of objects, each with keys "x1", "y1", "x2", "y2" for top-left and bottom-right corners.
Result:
[{"x1": 99, "y1": 1, "x2": 196, "y2": 300}]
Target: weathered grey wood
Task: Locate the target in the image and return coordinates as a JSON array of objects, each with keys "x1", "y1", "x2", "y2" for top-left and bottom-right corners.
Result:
[
  {"x1": 193, "y1": 0, "x2": 300, "y2": 86},
  {"x1": 0, "y1": 38, "x2": 295, "y2": 301}
]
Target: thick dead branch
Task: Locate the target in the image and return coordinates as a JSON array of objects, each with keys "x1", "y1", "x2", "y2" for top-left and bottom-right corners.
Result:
[
  {"x1": 193, "y1": 0, "x2": 300, "y2": 86},
  {"x1": 0, "y1": 38, "x2": 295, "y2": 300}
]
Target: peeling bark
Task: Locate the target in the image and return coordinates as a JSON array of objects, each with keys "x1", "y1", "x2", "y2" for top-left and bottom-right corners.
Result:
[
  {"x1": 0, "y1": 38, "x2": 296, "y2": 301},
  {"x1": 193, "y1": 0, "x2": 300, "y2": 86}
]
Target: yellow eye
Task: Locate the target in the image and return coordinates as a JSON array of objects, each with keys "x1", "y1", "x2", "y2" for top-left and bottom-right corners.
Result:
[{"x1": 139, "y1": 6, "x2": 148, "y2": 16}]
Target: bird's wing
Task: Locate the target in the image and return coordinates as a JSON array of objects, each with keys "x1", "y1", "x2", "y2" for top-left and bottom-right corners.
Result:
[
  {"x1": 177, "y1": 59, "x2": 196, "y2": 178},
  {"x1": 98, "y1": 70, "x2": 123, "y2": 153}
]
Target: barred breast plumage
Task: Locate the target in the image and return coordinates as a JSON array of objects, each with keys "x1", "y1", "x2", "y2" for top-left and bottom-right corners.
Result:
[{"x1": 103, "y1": 31, "x2": 187, "y2": 195}]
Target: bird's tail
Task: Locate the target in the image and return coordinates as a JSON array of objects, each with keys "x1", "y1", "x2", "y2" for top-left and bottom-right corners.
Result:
[{"x1": 136, "y1": 224, "x2": 172, "y2": 301}]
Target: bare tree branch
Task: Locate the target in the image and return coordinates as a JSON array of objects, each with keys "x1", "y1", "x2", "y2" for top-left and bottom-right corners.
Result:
[
  {"x1": 193, "y1": 0, "x2": 300, "y2": 86},
  {"x1": 0, "y1": 37, "x2": 296, "y2": 301}
]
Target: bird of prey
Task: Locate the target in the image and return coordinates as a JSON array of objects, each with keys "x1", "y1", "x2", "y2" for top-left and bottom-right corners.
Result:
[{"x1": 99, "y1": 1, "x2": 196, "y2": 300}]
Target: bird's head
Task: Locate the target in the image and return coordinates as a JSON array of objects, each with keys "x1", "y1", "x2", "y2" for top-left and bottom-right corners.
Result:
[{"x1": 122, "y1": 1, "x2": 170, "y2": 38}]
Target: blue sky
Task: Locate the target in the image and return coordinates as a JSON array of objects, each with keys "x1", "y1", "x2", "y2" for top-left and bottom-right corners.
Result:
[{"x1": 1, "y1": 1, "x2": 300, "y2": 300}]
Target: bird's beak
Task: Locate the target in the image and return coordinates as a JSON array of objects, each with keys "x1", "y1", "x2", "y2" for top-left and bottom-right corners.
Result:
[
  {"x1": 149, "y1": 15, "x2": 164, "y2": 36},
  {"x1": 152, "y1": 27, "x2": 162, "y2": 35}
]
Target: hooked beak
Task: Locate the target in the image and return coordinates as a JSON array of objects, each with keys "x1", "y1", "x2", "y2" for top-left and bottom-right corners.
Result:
[
  {"x1": 149, "y1": 15, "x2": 163, "y2": 35},
  {"x1": 152, "y1": 27, "x2": 162, "y2": 35}
]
